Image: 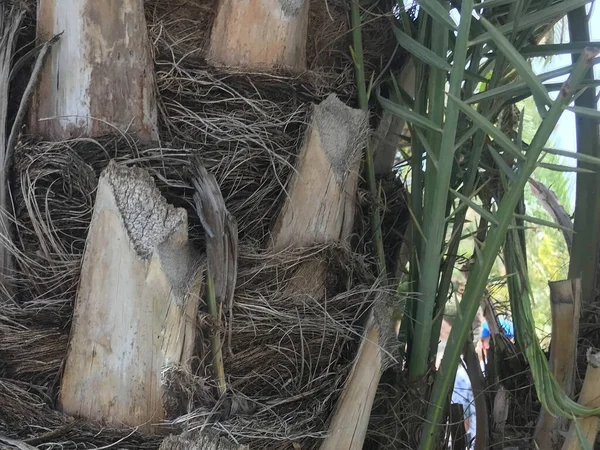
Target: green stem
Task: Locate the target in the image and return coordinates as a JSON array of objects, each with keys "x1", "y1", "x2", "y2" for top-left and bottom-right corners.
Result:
[
  {"x1": 405, "y1": 10, "x2": 431, "y2": 350},
  {"x1": 350, "y1": 0, "x2": 386, "y2": 275},
  {"x1": 408, "y1": 0, "x2": 468, "y2": 383},
  {"x1": 206, "y1": 266, "x2": 226, "y2": 396},
  {"x1": 567, "y1": 7, "x2": 600, "y2": 306},
  {"x1": 430, "y1": 43, "x2": 491, "y2": 355},
  {"x1": 419, "y1": 47, "x2": 599, "y2": 450}
]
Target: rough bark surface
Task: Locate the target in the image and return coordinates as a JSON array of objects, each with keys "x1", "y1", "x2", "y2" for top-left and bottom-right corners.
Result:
[
  {"x1": 271, "y1": 93, "x2": 367, "y2": 251},
  {"x1": 159, "y1": 429, "x2": 248, "y2": 450},
  {"x1": 59, "y1": 162, "x2": 200, "y2": 430},
  {"x1": 208, "y1": 0, "x2": 310, "y2": 70},
  {"x1": 31, "y1": 0, "x2": 157, "y2": 141}
]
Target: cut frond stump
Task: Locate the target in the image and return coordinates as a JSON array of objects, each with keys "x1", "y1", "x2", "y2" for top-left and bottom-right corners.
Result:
[
  {"x1": 59, "y1": 161, "x2": 201, "y2": 430},
  {"x1": 266, "y1": 97, "x2": 397, "y2": 450},
  {"x1": 268, "y1": 92, "x2": 397, "y2": 450},
  {"x1": 271, "y1": 93, "x2": 367, "y2": 251},
  {"x1": 562, "y1": 350, "x2": 600, "y2": 450},
  {"x1": 534, "y1": 279, "x2": 581, "y2": 450},
  {"x1": 208, "y1": 0, "x2": 310, "y2": 71},
  {"x1": 271, "y1": 93, "x2": 365, "y2": 300},
  {"x1": 32, "y1": 0, "x2": 157, "y2": 141},
  {"x1": 320, "y1": 292, "x2": 397, "y2": 450},
  {"x1": 1, "y1": 1, "x2": 409, "y2": 449}
]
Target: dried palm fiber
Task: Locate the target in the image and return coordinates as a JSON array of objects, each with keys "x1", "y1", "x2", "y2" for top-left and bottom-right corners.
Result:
[
  {"x1": 5, "y1": 132, "x2": 388, "y2": 448},
  {"x1": 144, "y1": 0, "x2": 398, "y2": 74},
  {"x1": 146, "y1": 0, "x2": 401, "y2": 137},
  {"x1": 0, "y1": 379, "x2": 164, "y2": 449},
  {"x1": 3, "y1": 85, "x2": 392, "y2": 450},
  {"x1": 1, "y1": 1, "x2": 409, "y2": 449},
  {"x1": 167, "y1": 247, "x2": 392, "y2": 449},
  {"x1": 364, "y1": 368, "x2": 427, "y2": 450}
]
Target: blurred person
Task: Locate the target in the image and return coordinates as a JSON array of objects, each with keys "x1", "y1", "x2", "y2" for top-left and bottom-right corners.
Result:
[
  {"x1": 451, "y1": 356, "x2": 476, "y2": 449},
  {"x1": 437, "y1": 318, "x2": 478, "y2": 450},
  {"x1": 477, "y1": 316, "x2": 515, "y2": 373}
]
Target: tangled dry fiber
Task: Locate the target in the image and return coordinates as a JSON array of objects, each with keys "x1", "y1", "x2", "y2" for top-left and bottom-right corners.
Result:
[{"x1": 1, "y1": 1, "x2": 410, "y2": 449}]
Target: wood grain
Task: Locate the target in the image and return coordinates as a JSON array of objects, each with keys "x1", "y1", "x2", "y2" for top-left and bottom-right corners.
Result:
[
  {"x1": 32, "y1": 0, "x2": 157, "y2": 141},
  {"x1": 59, "y1": 162, "x2": 200, "y2": 430},
  {"x1": 208, "y1": 0, "x2": 309, "y2": 70}
]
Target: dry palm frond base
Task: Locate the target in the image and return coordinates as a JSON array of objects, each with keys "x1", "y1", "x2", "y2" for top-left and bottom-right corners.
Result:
[
  {"x1": 0, "y1": 1, "x2": 411, "y2": 450},
  {"x1": 0, "y1": 43, "x2": 403, "y2": 450},
  {"x1": 3, "y1": 121, "x2": 401, "y2": 449},
  {"x1": 144, "y1": 0, "x2": 399, "y2": 75}
]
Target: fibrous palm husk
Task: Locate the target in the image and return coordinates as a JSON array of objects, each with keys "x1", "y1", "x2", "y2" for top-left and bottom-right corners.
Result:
[
  {"x1": 1, "y1": 1, "x2": 409, "y2": 449},
  {"x1": 4, "y1": 128, "x2": 394, "y2": 450}
]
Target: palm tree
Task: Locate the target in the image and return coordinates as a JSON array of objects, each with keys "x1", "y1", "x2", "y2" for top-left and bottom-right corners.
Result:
[{"x1": 1, "y1": 1, "x2": 600, "y2": 449}]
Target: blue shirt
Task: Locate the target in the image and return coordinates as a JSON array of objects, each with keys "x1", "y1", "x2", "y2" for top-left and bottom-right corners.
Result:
[{"x1": 481, "y1": 317, "x2": 514, "y2": 338}]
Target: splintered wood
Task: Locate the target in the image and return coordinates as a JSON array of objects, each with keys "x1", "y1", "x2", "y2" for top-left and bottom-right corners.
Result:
[
  {"x1": 272, "y1": 93, "x2": 367, "y2": 251},
  {"x1": 208, "y1": 0, "x2": 309, "y2": 70},
  {"x1": 267, "y1": 94, "x2": 394, "y2": 450},
  {"x1": 32, "y1": 0, "x2": 157, "y2": 141},
  {"x1": 59, "y1": 162, "x2": 200, "y2": 430}
]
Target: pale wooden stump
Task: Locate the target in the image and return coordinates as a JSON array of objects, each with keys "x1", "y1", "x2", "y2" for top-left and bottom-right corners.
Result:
[
  {"x1": 31, "y1": 0, "x2": 157, "y2": 141},
  {"x1": 271, "y1": 93, "x2": 367, "y2": 250},
  {"x1": 59, "y1": 162, "x2": 200, "y2": 430},
  {"x1": 271, "y1": 94, "x2": 366, "y2": 300},
  {"x1": 266, "y1": 94, "x2": 396, "y2": 450},
  {"x1": 534, "y1": 279, "x2": 581, "y2": 450},
  {"x1": 320, "y1": 313, "x2": 386, "y2": 450},
  {"x1": 208, "y1": 0, "x2": 310, "y2": 71},
  {"x1": 562, "y1": 350, "x2": 600, "y2": 450}
]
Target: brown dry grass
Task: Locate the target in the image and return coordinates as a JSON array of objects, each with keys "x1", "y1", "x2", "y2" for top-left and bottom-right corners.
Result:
[{"x1": 0, "y1": 1, "x2": 411, "y2": 449}]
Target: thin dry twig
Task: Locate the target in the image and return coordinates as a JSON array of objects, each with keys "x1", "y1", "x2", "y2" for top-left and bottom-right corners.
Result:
[{"x1": 6, "y1": 32, "x2": 61, "y2": 169}]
